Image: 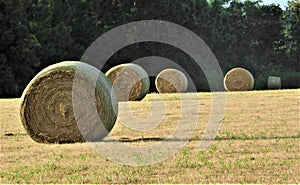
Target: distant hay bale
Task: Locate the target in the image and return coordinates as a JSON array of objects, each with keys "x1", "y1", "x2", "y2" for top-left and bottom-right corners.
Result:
[
  {"x1": 20, "y1": 61, "x2": 118, "y2": 143},
  {"x1": 268, "y1": 76, "x2": 281, "y2": 89},
  {"x1": 155, "y1": 68, "x2": 188, "y2": 93},
  {"x1": 224, "y1": 68, "x2": 254, "y2": 91},
  {"x1": 105, "y1": 63, "x2": 150, "y2": 101}
]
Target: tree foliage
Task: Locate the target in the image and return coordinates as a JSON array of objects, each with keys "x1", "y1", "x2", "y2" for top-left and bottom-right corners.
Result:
[{"x1": 0, "y1": 0, "x2": 299, "y2": 97}]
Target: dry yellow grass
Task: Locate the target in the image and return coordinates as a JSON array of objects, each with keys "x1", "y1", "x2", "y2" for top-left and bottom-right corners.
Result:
[{"x1": 0, "y1": 89, "x2": 299, "y2": 183}]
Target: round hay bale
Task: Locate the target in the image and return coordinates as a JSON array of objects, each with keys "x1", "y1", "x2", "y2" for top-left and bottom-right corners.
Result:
[
  {"x1": 155, "y1": 68, "x2": 188, "y2": 93},
  {"x1": 20, "y1": 61, "x2": 118, "y2": 143},
  {"x1": 105, "y1": 63, "x2": 150, "y2": 101},
  {"x1": 268, "y1": 76, "x2": 281, "y2": 89},
  {"x1": 224, "y1": 68, "x2": 254, "y2": 91}
]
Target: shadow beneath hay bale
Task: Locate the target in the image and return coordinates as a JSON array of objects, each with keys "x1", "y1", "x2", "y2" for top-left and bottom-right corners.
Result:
[
  {"x1": 104, "y1": 135, "x2": 300, "y2": 143},
  {"x1": 17, "y1": 135, "x2": 298, "y2": 144},
  {"x1": 4, "y1": 133, "x2": 27, "y2": 137}
]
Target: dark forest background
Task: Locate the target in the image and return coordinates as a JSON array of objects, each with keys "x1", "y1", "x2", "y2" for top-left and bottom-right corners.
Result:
[{"x1": 1, "y1": 0, "x2": 299, "y2": 97}]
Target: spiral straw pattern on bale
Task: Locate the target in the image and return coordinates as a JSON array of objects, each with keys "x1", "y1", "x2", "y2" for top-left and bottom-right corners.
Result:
[
  {"x1": 224, "y1": 68, "x2": 254, "y2": 91},
  {"x1": 20, "y1": 61, "x2": 118, "y2": 143},
  {"x1": 105, "y1": 63, "x2": 150, "y2": 101},
  {"x1": 155, "y1": 68, "x2": 188, "y2": 93},
  {"x1": 268, "y1": 76, "x2": 281, "y2": 89}
]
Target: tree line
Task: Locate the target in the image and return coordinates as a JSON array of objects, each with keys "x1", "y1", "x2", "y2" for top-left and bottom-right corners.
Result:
[{"x1": 1, "y1": 0, "x2": 299, "y2": 97}]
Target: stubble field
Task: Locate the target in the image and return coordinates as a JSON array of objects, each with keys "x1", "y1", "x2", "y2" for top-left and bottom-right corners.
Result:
[{"x1": 0, "y1": 89, "x2": 299, "y2": 183}]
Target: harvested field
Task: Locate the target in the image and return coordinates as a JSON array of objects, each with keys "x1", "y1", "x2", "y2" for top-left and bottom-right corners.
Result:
[{"x1": 0, "y1": 89, "x2": 299, "y2": 183}]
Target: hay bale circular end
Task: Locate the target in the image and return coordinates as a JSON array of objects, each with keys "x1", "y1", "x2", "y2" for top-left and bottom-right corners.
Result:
[
  {"x1": 20, "y1": 61, "x2": 118, "y2": 143},
  {"x1": 224, "y1": 68, "x2": 254, "y2": 91},
  {"x1": 105, "y1": 63, "x2": 150, "y2": 101},
  {"x1": 268, "y1": 76, "x2": 281, "y2": 89},
  {"x1": 155, "y1": 68, "x2": 188, "y2": 93}
]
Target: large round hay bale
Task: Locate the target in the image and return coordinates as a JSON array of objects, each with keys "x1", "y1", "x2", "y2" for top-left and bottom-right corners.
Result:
[
  {"x1": 20, "y1": 61, "x2": 118, "y2": 143},
  {"x1": 268, "y1": 76, "x2": 281, "y2": 89},
  {"x1": 224, "y1": 68, "x2": 254, "y2": 91},
  {"x1": 155, "y1": 68, "x2": 188, "y2": 93},
  {"x1": 105, "y1": 63, "x2": 150, "y2": 101}
]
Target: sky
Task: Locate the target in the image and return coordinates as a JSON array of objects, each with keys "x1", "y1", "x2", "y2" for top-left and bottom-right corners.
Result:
[
  {"x1": 260, "y1": 0, "x2": 288, "y2": 8},
  {"x1": 223, "y1": 0, "x2": 290, "y2": 9}
]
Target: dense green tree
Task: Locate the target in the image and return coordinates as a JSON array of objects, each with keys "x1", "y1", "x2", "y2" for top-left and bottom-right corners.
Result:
[
  {"x1": 0, "y1": 0, "x2": 299, "y2": 97},
  {"x1": 282, "y1": 1, "x2": 300, "y2": 70},
  {"x1": 25, "y1": 0, "x2": 75, "y2": 67},
  {"x1": 0, "y1": 0, "x2": 39, "y2": 97},
  {"x1": 230, "y1": 1, "x2": 283, "y2": 73}
]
